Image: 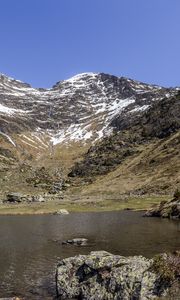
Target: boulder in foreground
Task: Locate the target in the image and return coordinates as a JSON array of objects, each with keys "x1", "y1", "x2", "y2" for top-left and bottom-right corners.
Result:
[{"x1": 56, "y1": 251, "x2": 180, "y2": 299}]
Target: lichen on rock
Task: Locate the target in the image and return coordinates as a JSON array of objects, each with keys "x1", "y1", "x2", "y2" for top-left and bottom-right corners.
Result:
[{"x1": 56, "y1": 251, "x2": 180, "y2": 299}]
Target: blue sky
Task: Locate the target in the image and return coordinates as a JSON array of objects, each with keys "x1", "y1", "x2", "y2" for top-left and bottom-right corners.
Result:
[{"x1": 0, "y1": 0, "x2": 179, "y2": 88}]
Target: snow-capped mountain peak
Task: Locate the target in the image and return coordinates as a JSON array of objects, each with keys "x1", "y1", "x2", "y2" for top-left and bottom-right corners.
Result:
[{"x1": 0, "y1": 72, "x2": 178, "y2": 152}]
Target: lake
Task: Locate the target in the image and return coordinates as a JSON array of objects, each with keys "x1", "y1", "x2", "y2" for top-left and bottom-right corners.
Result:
[{"x1": 0, "y1": 211, "x2": 179, "y2": 299}]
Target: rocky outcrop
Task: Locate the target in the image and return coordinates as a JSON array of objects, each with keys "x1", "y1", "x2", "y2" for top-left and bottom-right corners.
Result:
[
  {"x1": 25, "y1": 166, "x2": 65, "y2": 194},
  {"x1": 5, "y1": 192, "x2": 25, "y2": 203},
  {"x1": 56, "y1": 251, "x2": 180, "y2": 300},
  {"x1": 4, "y1": 193, "x2": 45, "y2": 203},
  {"x1": 68, "y1": 133, "x2": 139, "y2": 178},
  {"x1": 145, "y1": 193, "x2": 180, "y2": 219},
  {"x1": 112, "y1": 92, "x2": 180, "y2": 137}
]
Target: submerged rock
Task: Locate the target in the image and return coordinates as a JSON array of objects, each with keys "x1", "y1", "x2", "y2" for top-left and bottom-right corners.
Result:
[
  {"x1": 56, "y1": 251, "x2": 180, "y2": 300},
  {"x1": 62, "y1": 238, "x2": 88, "y2": 246}
]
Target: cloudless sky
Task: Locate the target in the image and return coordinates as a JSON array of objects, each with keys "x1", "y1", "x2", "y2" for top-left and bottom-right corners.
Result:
[{"x1": 0, "y1": 0, "x2": 179, "y2": 88}]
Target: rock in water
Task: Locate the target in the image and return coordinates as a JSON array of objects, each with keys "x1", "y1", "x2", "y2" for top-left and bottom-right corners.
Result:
[
  {"x1": 62, "y1": 238, "x2": 88, "y2": 246},
  {"x1": 56, "y1": 251, "x2": 180, "y2": 300}
]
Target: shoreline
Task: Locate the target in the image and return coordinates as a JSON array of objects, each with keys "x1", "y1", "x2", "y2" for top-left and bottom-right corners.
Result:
[{"x1": 0, "y1": 195, "x2": 170, "y2": 215}]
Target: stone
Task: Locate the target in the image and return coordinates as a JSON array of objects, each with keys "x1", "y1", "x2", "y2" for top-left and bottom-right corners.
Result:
[
  {"x1": 31, "y1": 195, "x2": 45, "y2": 202},
  {"x1": 62, "y1": 238, "x2": 88, "y2": 246},
  {"x1": 54, "y1": 209, "x2": 69, "y2": 215},
  {"x1": 56, "y1": 251, "x2": 180, "y2": 300},
  {"x1": 3, "y1": 193, "x2": 45, "y2": 203},
  {"x1": 4, "y1": 193, "x2": 46, "y2": 203},
  {"x1": 5, "y1": 193, "x2": 25, "y2": 203}
]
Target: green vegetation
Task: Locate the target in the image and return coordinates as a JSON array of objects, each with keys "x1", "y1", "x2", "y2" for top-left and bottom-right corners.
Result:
[
  {"x1": 152, "y1": 252, "x2": 180, "y2": 283},
  {"x1": 174, "y1": 189, "x2": 180, "y2": 200},
  {"x1": 0, "y1": 195, "x2": 169, "y2": 215}
]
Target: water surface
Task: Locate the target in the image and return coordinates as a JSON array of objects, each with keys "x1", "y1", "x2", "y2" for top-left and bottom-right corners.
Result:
[{"x1": 0, "y1": 211, "x2": 179, "y2": 299}]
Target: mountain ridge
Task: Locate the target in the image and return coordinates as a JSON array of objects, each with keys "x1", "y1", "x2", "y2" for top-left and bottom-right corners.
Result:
[
  {"x1": 0, "y1": 72, "x2": 178, "y2": 140},
  {"x1": 0, "y1": 72, "x2": 179, "y2": 197}
]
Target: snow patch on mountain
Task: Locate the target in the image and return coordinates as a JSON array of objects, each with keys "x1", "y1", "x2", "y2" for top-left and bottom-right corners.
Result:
[
  {"x1": 108, "y1": 98, "x2": 135, "y2": 116},
  {"x1": 65, "y1": 72, "x2": 98, "y2": 84},
  {"x1": 0, "y1": 72, "x2": 178, "y2": 147},
  {"x1": 130, "y1": 104, "x2": 150, "y2": 113},
  {"x1": 0, "y1": 131, "x2": 16, "y2": 147},
  {"x1": 51, "y1": 123, "x2": 93, "y2": 145},
  {"x1": 0, "y1": 104, "x2": 26, "y2": 115}
]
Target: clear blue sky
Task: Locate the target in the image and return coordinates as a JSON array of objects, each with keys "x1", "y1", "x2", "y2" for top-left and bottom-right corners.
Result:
[{"x1": 0, "y1": 0, "x2": 179, "y2": 88}]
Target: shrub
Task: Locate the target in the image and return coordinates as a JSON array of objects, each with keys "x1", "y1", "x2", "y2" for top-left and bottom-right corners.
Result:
[
  {"x1": 174, "y1": 189, "x2": 180, "y2": 200},
  {"x1": 152, "y1": 252, "x2": 180, "y2": 283}
]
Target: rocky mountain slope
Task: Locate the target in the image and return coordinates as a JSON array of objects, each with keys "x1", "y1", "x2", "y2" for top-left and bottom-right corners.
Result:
[
  {"x1": 0, "y1": 72, "x2": 179, "y2": 196},
  {"x1": 68, "y1": 93, "x2": 180, "y2": 195},
  {"x1": 69, "y1": 93, "x2": 180, "y2": 176},
  {"x1": 0, "y1": 72, "x2": 178, "y2": 145}
]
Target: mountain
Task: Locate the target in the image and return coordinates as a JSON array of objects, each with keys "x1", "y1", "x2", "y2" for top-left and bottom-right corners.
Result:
[
  {"x1": 0, "y1": 72, "x2": 179, "y2": 197},
  {"x1": 68, "y1": 92, "x2": 180, "y2": 195},
  {"x1": 0, "y1": 72, "x2": 178, "y2": 143}
]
